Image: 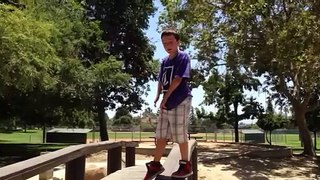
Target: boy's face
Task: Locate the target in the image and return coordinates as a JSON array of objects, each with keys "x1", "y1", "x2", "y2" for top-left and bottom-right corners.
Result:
[{"x1": 161, "y1": 35, "x2": 179, "y2": 55}]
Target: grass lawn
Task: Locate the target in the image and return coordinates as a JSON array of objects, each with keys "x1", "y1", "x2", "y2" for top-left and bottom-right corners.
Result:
[
  {"x1": 0, "y1": 130, "x2": 43, "y2": 143},
  {"x1": 1, "y1": 130, "x2": 320, "y2": 152}
]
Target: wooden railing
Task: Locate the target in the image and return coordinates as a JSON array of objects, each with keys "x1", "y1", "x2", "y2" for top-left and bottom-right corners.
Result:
[{"x1": 0, "y1": 141, "x2": 138, "y2": 180}]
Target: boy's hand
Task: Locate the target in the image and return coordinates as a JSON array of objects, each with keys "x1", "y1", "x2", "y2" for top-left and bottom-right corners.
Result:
[
  {"x1": 160, "y1": 98, "x2": 167, "y2": 109},
  {"x1": 154, "y1": 95, "x2": 160, "y2": 107}
]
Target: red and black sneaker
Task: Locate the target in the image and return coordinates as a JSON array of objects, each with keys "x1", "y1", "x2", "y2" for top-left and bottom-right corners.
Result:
[
  {"x1": 171, "y1": 160, "x2": 193, "y2": 178},
  {"x1": 143, "y1": 161, "x2": 165, "y2": 180}
]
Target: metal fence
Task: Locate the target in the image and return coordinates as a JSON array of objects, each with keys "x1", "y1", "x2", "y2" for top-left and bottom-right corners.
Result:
[{"x1": 94, "y1": 126, "x2": 320, "y2": 149}]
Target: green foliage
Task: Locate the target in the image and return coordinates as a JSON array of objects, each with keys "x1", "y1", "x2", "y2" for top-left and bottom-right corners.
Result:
[
  {"x1": 114, "y1": 108, "x2": 131, "y2": 120},
  {"x1": 0, "y1": 1, "x2": 132, "y2": 131},
  {"x1": 195, "y1": 107, "x2": 217, "y2": 130},
  {"x1": 257, "y1": 99, "x2": 288, "y2": 144},
  {"x1": 113, "y1": 115, "x2": 132, "y2": 125},
  {"x1": 84, "y1": 0, "x2": 158, "y2": 111},
  {"x1": 0, "y1": 4, "x2": 60, "y2": 93},
  {"x1": 306, "y1": 107, "x2": 320, "y2": 133},
  {"x1": 189, "y1": 107, "x2": 201, "y2": 132}
]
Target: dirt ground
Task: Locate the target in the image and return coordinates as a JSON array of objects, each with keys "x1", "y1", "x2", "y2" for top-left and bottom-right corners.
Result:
[
  {"x1": 86, "y1": 141, "x2": 320, "y2": 180},
  {"x1": 195, "y1": 142, "x2": 320, "y2": 180}
]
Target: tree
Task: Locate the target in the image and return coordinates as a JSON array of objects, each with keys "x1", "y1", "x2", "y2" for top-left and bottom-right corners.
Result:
[
  {"x1": 0, "y1": 4, "x2": 60, "y2": 94},
  {"x1": 0, "y1": 1, "x2": 130, "y2": 143},
  {"x1": 113, "y1": 115, "x2": 132, "y2": 126},
  {"x1": 159, "y1": 1, "x2": 261, "y2": 142},
  {"x1": 195, "y1": 107, "x2": 216, "y2": 131},
  {"x1": 202, "y1": 68, "x2": 261, "y2": 142},
  {"x1": 189, "y1": 106, "x2": 201, "y2": 132},
  {"x1": 114, "y1": 108, "x2": 132, "y2": 120},
  {"x1": 79, "y1": 0, "x2": 158, "y2": 141},
  {"x1": 160, "y1": 0, "x2": 320, "y2": 156},
  {"x1": 305, "y1": 93, "x2": 320, "y2": 150},
  {"x1": 257, "y1": 99, "x2": 287, "y2": 145}
]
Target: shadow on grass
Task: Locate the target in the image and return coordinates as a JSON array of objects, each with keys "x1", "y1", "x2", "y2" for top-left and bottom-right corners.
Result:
[
  {"x1": 0, "y1": 130, "x2": 14, "y2": 134},
  {"x1": 0, "y1": 129, "x2": 39, "y2": 134},
  {"x1": 0, "y1": 140, "x2": 10, "y2": 143}
]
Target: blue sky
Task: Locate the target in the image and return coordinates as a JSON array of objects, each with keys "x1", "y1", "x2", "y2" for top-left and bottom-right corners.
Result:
[{"x1": 106, "y1": 0, "x2": 267, "y2": 124}]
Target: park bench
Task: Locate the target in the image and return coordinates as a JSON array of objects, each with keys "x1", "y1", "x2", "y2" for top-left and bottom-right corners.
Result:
[{"x1": 103, "y1": 139, "x2": 198, "y2": 180}]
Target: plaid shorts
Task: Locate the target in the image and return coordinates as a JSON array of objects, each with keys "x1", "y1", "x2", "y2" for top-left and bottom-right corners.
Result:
[{"x1": 155, "y1": 96, "x2": 192, "y2": 143}]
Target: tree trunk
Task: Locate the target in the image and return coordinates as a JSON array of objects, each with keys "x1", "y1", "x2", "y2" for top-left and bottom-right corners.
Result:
[
  {"x1": 233, "y1": 102, "x2": 239, "y2": 142},
  {"x1": 294, "y1": 106, "x2": 315, "y2": 156},
  {"x1": 24, "y1": 123, "x2": 27, "y2": 133},
  {"x1": 97, "y1": 100, "x2": 108, "y2": 141},
  {"x1": 42, "y1": 123, "x2": 46, "y2": 143},
  {"x1": 269, "y1": 130, "x2": 272, "y2": 145},
  {"x1": 265, "y1": 131, "x2": 271, "y2": 145},
  {"x1": 313, "y1": 131, "x2": 317, "y2": 150}
]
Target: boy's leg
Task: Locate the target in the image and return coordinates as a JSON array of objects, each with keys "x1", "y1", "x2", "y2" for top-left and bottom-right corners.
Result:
[
  {"x1": 168, "y1": 96, "x2": 193, "y2": 178},
  {"x1": 169, "y1": 96, "x2": 191, "y2": 160},
  {"x1": 153, "y1": 138, "x2": 167, "y2": 161},
  {"x1": 154, "y1": 108, "x2": 171, "y2": 161},
  {"x1": 143, "y1": 109, "x2": 169, "y2": 180},
  {"x1": 179, "y1": 142, "x2": 189, "y2": 161}
]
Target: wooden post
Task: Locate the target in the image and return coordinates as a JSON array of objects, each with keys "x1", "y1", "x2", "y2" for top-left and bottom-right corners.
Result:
[
  {"x1": 107, "y1": 146, "x2": 122, "y2": 175},
  {"x1": 231, "y1": 130, "x2": 234, "y2": 142},
  {"x1": 214, "y1": 132, "x2": 217, "y2": 142},
  {"x1": 189, "y1": 147, "x2": 198, "y2": 180},
  {"x1": 125, "y1": 147, "x2": 135, "y2": 167},
  {"x1": 205, "y1": 128, "x2": 208, "y2": 141},
  {"x1": 131, "y1": 127, "x2": 134, "y2": 141},
  {"x1": 39, "y1": 152, "x2": 53, "y2": 180},
  {"x1": 65, "y1": 156, "x2": 85, "y2": 180}
]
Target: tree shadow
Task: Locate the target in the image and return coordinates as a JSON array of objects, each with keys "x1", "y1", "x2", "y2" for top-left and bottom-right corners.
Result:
[
  {"x1": 0, "y1": 129, "x2": 38, "y2": 134},
  {"x1": 197, "y1": 143, "x2": 320, "y2": 179},
  {"x1": 0, "y1": 130, "x2": 14, "y2": 134},
  {"x1": 0, "y1": 140, "x2": 10, "y2": 142}
]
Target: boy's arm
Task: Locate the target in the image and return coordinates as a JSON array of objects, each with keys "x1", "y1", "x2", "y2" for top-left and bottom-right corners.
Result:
[
  {"x1": 162, "y1": 76, "x2": 182, "y2": 103},
  {"x1": 161, "y1": 54, "x2": 190, "y2": 109},
  {"x1": 154, "y1": 81, "x2": 163, "y2": 106}
]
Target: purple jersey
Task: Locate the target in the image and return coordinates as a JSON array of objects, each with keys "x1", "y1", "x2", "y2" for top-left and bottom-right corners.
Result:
[{"x1": 158, "y1": 51, "x2": 192, "y2": 110}]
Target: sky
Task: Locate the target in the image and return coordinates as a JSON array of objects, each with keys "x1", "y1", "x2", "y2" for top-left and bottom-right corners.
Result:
[{"x1": 106, "y1": 0, "x2": 267, "y2": 124}]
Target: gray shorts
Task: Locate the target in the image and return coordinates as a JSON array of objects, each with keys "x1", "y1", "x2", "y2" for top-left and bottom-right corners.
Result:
[{"x1": 155, "y1": 96, "x2": 192, "y2": 143}]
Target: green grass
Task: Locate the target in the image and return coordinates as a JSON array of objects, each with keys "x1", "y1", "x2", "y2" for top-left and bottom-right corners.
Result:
[
  {"x1": 1, "y1": 130, "x2": 320, "y2": 151},
  {"x1": 0, "y1": 130, "x2": 43, "y2": 143}
]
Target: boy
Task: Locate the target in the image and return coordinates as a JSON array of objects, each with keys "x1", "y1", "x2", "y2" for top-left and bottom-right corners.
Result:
[{"x1": 143, "y1": 29, "x2": 193, "y2": 180}]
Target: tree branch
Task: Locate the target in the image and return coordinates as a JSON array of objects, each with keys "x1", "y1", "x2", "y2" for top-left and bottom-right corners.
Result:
[
  {"x1": 302, "y1": 91, "x2": 311, "y2": 108},
  {"x1": 278, "y1": 74, "x2": 296, "y2": 105}
]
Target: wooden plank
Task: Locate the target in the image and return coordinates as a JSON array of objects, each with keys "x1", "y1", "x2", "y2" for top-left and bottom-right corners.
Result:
[
  {"x1": 125, "y1": 147, "x2": 136, "y2": 167},
  {"x1": 156, "y1": 140, "x2": 196, "y2": 180},
  {"x1": 102, "y1": 165, "x2": 146, "y2": 180},
  {"x1": 107, "y1": 146, "x2": 122, "y2": 175},
  {"x1": 122, "y1": 141, "x2": 139, "y2": 148},
  {"x1": 65, "y1": 156, "x2": 85, "y2": 180},
  {"x1": 0, "y1": 141, "x2": 122, "y2": 180},
  {"x1": 189, "y1": 146, "x2": 197, "y2": 180}
]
